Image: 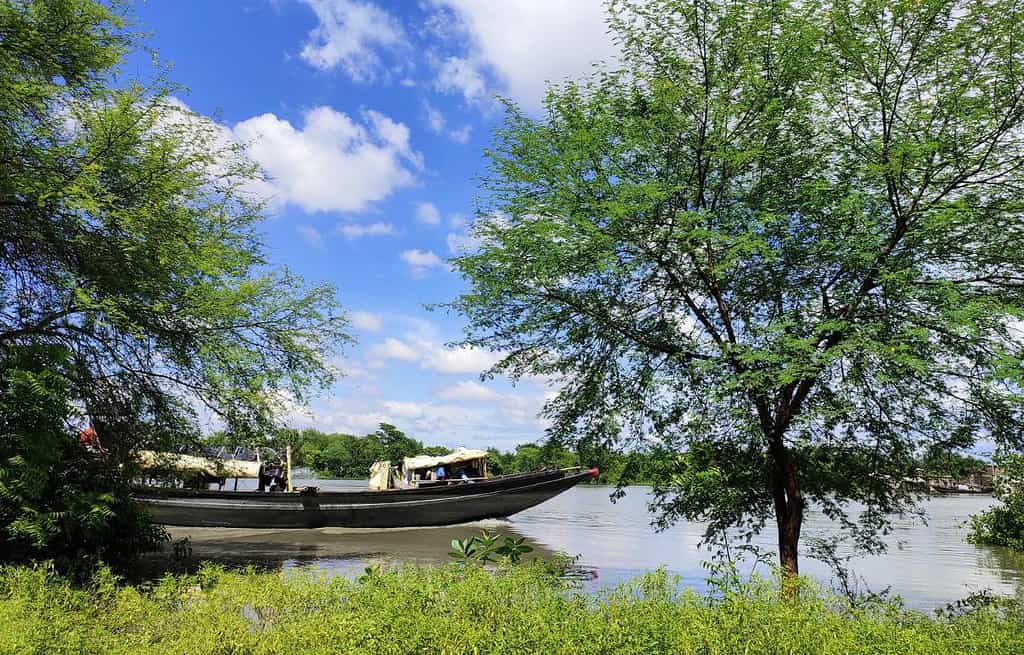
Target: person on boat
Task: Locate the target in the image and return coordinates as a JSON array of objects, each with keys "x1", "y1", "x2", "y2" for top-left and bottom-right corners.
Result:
[
  {"x1": 435, "y1": 465, "x2": 446, "y2": 482},
  {"x1": 258, "y1": 463, "x2": 286, "y2": 492}
]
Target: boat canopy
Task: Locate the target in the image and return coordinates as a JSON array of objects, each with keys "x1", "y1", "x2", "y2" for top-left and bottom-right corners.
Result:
[
  {"x1": 367, "y1": 448, "x2": 490, "y2": 491},
  {"x1": 401, "y1": 448, "x2": 489, "y2": 473},
  {"x1": 135, "y1": 450, "x2": 261, "y2": 479}
]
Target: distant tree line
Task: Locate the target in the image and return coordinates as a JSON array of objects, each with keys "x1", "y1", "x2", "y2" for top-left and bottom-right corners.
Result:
[
  {"x1": 919, "y1": 446, "x2": 991, "y2": 480},
  {"x1": 209, "y1": 423, "x2": 664, "y2": 484},
  {"x1": 212, "y1": 424, "x2": 989, "y2": 488}
]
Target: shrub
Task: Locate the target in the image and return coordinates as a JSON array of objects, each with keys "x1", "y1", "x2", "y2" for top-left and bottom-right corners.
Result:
[
  {"x1": 969, "y1": 452, "x2": 1024, "y2": 551},
  {"x1": 0, "y1": 349, "x2": 167, "y2": 579},
  {"x1": 0, "y1": 562, "x2": 1021, "y2": 654}
]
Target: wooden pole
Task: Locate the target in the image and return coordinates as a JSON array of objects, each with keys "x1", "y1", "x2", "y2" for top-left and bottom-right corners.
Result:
[{"x1": 285, "y1": 445, "x2": 292, "y2": 492}]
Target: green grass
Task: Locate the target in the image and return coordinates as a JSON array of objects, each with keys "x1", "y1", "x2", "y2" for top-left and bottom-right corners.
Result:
[{"x1": 1, "y1": 562, "x2": 1021, "y2": 655}]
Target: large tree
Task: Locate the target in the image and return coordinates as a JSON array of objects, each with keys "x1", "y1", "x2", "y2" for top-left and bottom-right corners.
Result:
[
  {"x1": 0, "y1": 0, "x2": 348, "y2": 570},
  {"x1": 451, "y1": 0, "x2": 1024, "y2": 581}
]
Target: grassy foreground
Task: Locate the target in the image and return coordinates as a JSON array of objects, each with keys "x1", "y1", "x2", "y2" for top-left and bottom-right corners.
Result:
[{"x1": 1, "y1": 562, "x2": 1022, "y2": 655}]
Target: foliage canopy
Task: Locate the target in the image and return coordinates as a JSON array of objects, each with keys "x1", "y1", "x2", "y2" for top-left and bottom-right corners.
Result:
[
  {"x1": 969, "y1": 452, "x2": 1024, "y2": 551},
  {"x1": 0, "y1": 0, "x2": 348, "y2": 571},
  {"x1": 451, "y1": 0, "x2": 1024, "y2": 577}
]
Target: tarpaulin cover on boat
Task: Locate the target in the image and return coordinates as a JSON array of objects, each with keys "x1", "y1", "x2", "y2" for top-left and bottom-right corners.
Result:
[
  {"x1": 368, "y1": 460, "x2": 392, "y2": 491},
  {"x1": 401, "y1": 448, "x2": 489, "y2": 473},
  {"x1": 135, "y1": 450, "x2": 261, "y2": 478},
  {"x1": 366, "y1": 449, "x2": 490, "y2": 490}
]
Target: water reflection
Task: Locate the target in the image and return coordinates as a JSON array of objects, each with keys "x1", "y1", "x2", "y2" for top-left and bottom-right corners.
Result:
[
  {"x1": 975, "y1": 544, "x2": 1024, "y2": 593},
  {"x1": 166, "y1": 521, "x2": 557, "y2": 567},
  {"x1": 145, "y1": 480, "x2": 1023, "y2": 610}
]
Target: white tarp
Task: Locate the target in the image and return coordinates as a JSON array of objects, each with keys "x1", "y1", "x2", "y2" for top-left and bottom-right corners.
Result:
[
  {"x1": 368, "y1": 460, "x2": 392, "y2": 491},
  {"x1": 400, "y1": 448, "x2": 489, "y2": 473},
  {"x1": 135, "y1": 450, "x2": 261, "y2": 478}
]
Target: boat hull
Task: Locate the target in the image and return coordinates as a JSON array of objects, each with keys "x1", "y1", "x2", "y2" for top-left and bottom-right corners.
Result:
[{"x1": 135, "y1": 469, "x2": 592, "y2": 529}]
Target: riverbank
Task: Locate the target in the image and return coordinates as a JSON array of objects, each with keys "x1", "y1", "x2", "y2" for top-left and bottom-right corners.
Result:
[
  {"x1": 149, "y1": 485, "x2": 1023, "y2": 610},
  {"x1": 2, "y1": 562, "x2": 1022, "y2": 655}
]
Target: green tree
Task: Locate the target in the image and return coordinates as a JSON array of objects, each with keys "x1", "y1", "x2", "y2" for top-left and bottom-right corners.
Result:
[
  {"x1": 451, "y1": 0, "x2": 1024, "y2": 582},
  {"x1": 969, "y1": 452, "x2": 1024, "y2": 551},
  {"x1": 486, "y1": 447, "x2": 513, "y2": 476},
  {"x1": 921, "y1": 446, "x2": 988, "y2": 479},
  {"x1": 0, "y1": 0, "x2": 348, "y2": 571},
  {"x1": 373, "y1": 423, "x2": 425, "y2": 464},
  {"x1": 286, "y1": 425, "x2": 442, "y2": 478},
  {"x1": 316, "y1": 435, "x2": 364, "y2": 477},
  {"x1": 510, "y1": 445, "x2": 543, "y2": 473}
]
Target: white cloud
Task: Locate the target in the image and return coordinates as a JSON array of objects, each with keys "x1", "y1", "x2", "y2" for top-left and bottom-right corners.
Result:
[
  {"x1": 423, "y1": 102, "x2": 471, "y2": 143},
  {"x1": 349, "y1": 311, "x2": 383, "y2": 332},
  {"x1": 448, "y1": 213, "x2": 468, "y2": 229},
  {"x1": 415, "y1": 201, "x2": 441, "y2": 225},
  {"x1": 380, "y1": 400, "x2": 429, "y2": 418},
  {"x1": 367, "y1": 335, "x2": 503, "y2": 375},
  {"x1": 299, "y1": 399, "x2": 393, "y2": 435},
  {"x1": 422, "y1": 344, "x2": 501, "y2": 374},
  {"x1": 297, "y1": 224, "x2": 325, "y2": 249},
  {"x1": 299, "y1": 0, "x2": 403, "y2": 81},
  {"x1": 446, "y1": 230, "x2": 480, "y2": 254},
  {"x1": 436, "y1": 380, "x2": 501, "y2": 402},
  {"x1": 260, "y1": 385, "x2": 546, "y2": 448},
  {"x1": 294, "y1": 0, "x2": 618, "y2": 111},
  {"x1": 233, "y1": 106, "x2": 421, "y2": 213},
  {"x1": 368, "y1": 337, "x2": 420, "y2": 361},
  {"x1": 154, "y1": 97, "x2": 279, "y2": 205},
  {"x1": 337, "y1": 221, "x2": 397, "y2": 239},
  {"x1": 435, "y1": 55, "x2": 488, "y2": 102},
  {"x1": 293, "y1": 390, "x2": 549, "y2": 449},
  {"x1": 424, "y1": 101, "x2": 446, "y2": 133},
  {"x1": 400, "y1": 249, "x2": 444, "y2": 277},
  {"x1": 431, "y1": 0, "x2": 618, "y2": 110},
  {"x1": 448, "y1": 124, "x2": 472, "y2": 143},
  {"x1": 364, "y1": 110, "x2": 419, "y2": 163},
  {"x1": 273, "y1": 316, "x2": 553, "y2": 450},
  {"x1": 373, "y1": 398, "x2": 540, "y2": 443},
  {"x1": 279, "y1": 323, "x2": 550, "y2": 446}
]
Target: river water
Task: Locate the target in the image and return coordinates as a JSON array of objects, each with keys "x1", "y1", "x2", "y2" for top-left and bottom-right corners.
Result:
[{"x1": 164, "y1": 478, "x2": 1024, "y2": 611}]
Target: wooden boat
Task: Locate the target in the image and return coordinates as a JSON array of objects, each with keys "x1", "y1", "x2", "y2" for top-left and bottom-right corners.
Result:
[{"x1": 135, "y1": 467, "x2": 597, "y2": 529}]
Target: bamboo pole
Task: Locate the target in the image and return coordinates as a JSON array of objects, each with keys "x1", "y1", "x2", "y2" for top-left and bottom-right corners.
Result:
[{"x1": 285, "y1": 445, "x2": 292, "y2": 492}]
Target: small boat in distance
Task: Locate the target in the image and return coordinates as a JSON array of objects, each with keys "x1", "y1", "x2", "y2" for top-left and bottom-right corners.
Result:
[{"x1": 133, "y1": 447, "x2": 597, "y2": 529}]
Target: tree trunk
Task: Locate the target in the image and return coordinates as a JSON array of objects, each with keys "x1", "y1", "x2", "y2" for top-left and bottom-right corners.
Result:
[
  {"x1": 769, "y1": 436, "x2": 803, "y2": 596},
  {"x1": 776, "y1": 491, "x2": 802, "y2": 578}
]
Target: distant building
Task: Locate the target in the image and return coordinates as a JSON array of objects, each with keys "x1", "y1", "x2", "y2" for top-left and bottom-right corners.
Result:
[{"x1": 926, "y1": 464, "x2": 1001, "y2": 494}]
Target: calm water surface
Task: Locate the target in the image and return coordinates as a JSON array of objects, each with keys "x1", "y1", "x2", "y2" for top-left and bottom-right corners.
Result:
[{"x1": 165, "y1": 478, "x2": 1024, "y2": 610}]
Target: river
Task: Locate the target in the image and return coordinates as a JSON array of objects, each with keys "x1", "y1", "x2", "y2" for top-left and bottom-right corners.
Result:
[{"x1": 162, "y1": 478, "x2": 1024, "y2": 611}]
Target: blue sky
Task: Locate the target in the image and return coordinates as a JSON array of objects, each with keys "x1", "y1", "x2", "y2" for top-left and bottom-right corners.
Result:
[{"x1": 125, "y1": 1, "x2": 618, "y2": 449}]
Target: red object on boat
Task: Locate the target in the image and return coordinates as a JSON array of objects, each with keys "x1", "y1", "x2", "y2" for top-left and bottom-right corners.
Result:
[
  {"x1": 587, "y1": 467, "x2": 599, "y2": 477},
  {"x1": 78, "y1": 426, "x2": 98, "y2": 448}
]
